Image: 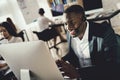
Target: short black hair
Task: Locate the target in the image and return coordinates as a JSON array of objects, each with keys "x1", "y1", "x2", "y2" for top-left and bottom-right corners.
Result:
[
  {"x1": 39, "y1": 8, "x2": 45, "y2": 15},
  {"x1": 65, "y1": 5, "x2": 84, "y2": 14},
  {"x1": 65, "y1": 5, "x2": 86, "y2": 21}
]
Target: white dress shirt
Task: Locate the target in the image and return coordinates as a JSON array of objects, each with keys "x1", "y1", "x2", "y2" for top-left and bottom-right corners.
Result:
[
  {"x1": 8, "y1": 36, "x2": 23, "y2": 43},
  {"x1": 37, "y1": 16, "x2": 54, "y2": 32},
  {"x1": 71, "y1": 21, "x2": 92, "y2": 68},
  {"x1": 0, "y1": 36, "x2": 23, "y2": 76}
]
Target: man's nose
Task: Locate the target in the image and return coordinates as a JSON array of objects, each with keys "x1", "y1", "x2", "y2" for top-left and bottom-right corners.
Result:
[{"x1": 67, "y1": 26, "x2": 75, "y2": 31}]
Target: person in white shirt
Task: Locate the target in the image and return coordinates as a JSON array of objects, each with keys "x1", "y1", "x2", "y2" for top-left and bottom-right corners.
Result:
[
  {"x1": 37, "y1": 8, "x2": 54, "y2": 32},
  {"x1": 37, "y1": 8, "x2": 66, "y2": 45},
  {"x1": 0, "y1": 22, "x2": 22, "y2": 43},
  {"x1": 0, "y1": 22, "x2": 23, "y2": 80}
]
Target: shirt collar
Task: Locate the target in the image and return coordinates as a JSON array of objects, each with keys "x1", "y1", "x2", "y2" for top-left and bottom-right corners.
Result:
[{"x1": 82, "y1": 21, "x2": 89, "y2": 41}]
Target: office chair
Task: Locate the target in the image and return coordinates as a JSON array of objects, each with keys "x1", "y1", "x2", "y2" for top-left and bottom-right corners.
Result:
[
  {"x1": 33, "y1": 27, "x2": 60, "y2": 54},
  {"x1": 17, "y1": 31, "x2": 25, "y2": 41},
  {"x1": 33, "y1": 28, "x2": 59, "y2": 41}
]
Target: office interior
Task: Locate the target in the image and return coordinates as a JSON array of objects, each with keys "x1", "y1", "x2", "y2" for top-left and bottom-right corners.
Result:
[
  {"x1": 0, "y1": 0, "x2": 120, "y2": 80},
  {"x1": 1, "y1": 0, "x2": 120, "y2": 41}
]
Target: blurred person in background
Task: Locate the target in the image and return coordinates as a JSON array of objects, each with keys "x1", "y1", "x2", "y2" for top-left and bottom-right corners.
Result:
[
  {"x1": 0, "y1": 22, "x2": 23, "y2": 80},
  {"x1": 37, "y1": 8, "x2": 66, "y2": 45}
]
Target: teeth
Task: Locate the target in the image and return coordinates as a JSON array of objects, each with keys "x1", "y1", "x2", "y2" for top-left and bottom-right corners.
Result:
[{"x1": 70, "y1": 30, "x2": 75, "y2": 35}]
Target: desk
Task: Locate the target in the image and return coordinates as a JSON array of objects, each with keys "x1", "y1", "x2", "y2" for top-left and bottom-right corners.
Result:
[{"x1": 87, "y1": 9, "x2": 120, "y2": 26}]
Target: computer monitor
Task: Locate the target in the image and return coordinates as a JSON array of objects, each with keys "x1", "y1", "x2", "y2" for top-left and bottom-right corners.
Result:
[
  {"x1": 51, "y1": 4, "x2": 64, "y2": 17},
  {"x1": 0, "y1": 41, "x2": 64, "y2": 80},
  {"x1": 83, "y1": 0, "x2": 104, "y2": 15}
]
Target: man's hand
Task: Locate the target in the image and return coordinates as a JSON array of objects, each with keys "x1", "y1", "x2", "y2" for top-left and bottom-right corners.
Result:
[{"x1": 56, "y1": 60, "x2": 80, "y2": 79}]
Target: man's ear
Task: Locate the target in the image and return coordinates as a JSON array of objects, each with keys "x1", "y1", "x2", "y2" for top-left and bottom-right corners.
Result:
[{"x1": 82, "y1": 15, "x2": 86, "y2": 21}]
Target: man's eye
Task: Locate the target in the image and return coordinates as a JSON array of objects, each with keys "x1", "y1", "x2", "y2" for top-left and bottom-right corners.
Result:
[{"x1": 65, "y1": 22, "x2": 67, "y2": 25}]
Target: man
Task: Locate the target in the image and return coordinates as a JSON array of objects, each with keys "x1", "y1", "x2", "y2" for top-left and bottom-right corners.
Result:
[
  {"x1": 56, "y1": 5, "x2": 120, "y2": 80},
  {"x1": 34, "y1": 8, "x2": 65, "y2": 42}
]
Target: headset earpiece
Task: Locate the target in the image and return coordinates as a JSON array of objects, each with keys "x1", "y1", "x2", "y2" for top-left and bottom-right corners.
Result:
[{"x1": 82, "y1": 15, "x2": 86, "y2": 21}]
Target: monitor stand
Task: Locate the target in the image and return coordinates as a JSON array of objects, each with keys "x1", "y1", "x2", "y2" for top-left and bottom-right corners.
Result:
[
  {"x1": 20, "y1": 69, "x2": 40, "y2": 80},
  {"x1": 20, "y1": 69, "x2": 31, "y2": 80}
]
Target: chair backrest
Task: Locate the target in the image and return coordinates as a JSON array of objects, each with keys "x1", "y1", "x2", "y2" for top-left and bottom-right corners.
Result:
[
  {"x1": 33, "y1": 28, "x2": 59, "y2": 41},
  {"x1": 17, "y1": 31, "x2": 25, "y2": 41}
]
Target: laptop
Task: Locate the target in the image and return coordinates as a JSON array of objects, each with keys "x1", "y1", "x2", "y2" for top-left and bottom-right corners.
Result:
[{"x1": 0, "y1": 41, "x2": 64, "y2": 80}]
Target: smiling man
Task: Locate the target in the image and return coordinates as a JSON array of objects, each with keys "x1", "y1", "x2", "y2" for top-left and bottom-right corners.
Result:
[{"x1": 56, "y1": 5, "x2": 120, "y2": 80}]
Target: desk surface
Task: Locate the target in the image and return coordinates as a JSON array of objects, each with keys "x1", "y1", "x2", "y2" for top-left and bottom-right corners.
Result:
[{"x1": 87, "y1": 9, "x2": 120, "y2": 21}]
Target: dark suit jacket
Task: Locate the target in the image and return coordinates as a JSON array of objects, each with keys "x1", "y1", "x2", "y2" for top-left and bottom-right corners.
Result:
[{"x1": 62, "y1": 21, "x2": 120, "y2": 80}]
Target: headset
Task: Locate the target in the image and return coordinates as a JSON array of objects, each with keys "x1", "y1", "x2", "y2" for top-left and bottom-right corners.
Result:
[{"x1": 82, "y1": 13, "x2": 86, "y2": 22}]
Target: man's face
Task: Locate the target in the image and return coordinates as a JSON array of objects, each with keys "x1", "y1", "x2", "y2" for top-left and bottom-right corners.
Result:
[{"x1": 65, "y1": 12, "x2": 85, "y2": 37}]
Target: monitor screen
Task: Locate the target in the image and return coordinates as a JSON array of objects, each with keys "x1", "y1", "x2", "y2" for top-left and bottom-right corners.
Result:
[
  {"x1": 51, "y1": 4, "x2": 64, "y2": 17},
  {"x1": 83, "y1": 0, "x2": 103, "y2": 15}
]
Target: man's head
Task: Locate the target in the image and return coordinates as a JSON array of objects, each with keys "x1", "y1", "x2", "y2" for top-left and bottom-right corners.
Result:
[
  {"x1": 39, "y1": 8, "x2": 45, "y2": 16},
  {"x1": 64, "y1": 5, "x2": 86, "y2": 37}
]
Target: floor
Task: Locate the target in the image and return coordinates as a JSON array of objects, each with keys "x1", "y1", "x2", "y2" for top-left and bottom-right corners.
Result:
[{"x1": 113, "y1": 26, "x2": 120, "y2": 35}]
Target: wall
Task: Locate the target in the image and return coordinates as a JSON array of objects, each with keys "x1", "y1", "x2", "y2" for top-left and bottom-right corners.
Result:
[
  {"x1": 17, "y1": 0, "x2": 40, "y2": 24},
  {"x1": 8, "y1": 0, "x2": 27, "y2": 29},
  {"x1": 0, "y1": 0, "x2": 26, "y2": 29}
]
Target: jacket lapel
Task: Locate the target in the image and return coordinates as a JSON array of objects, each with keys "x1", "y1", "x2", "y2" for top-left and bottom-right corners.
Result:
[{"x1": 88, "y1": 22, "x2": 98, "y2": 65}]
